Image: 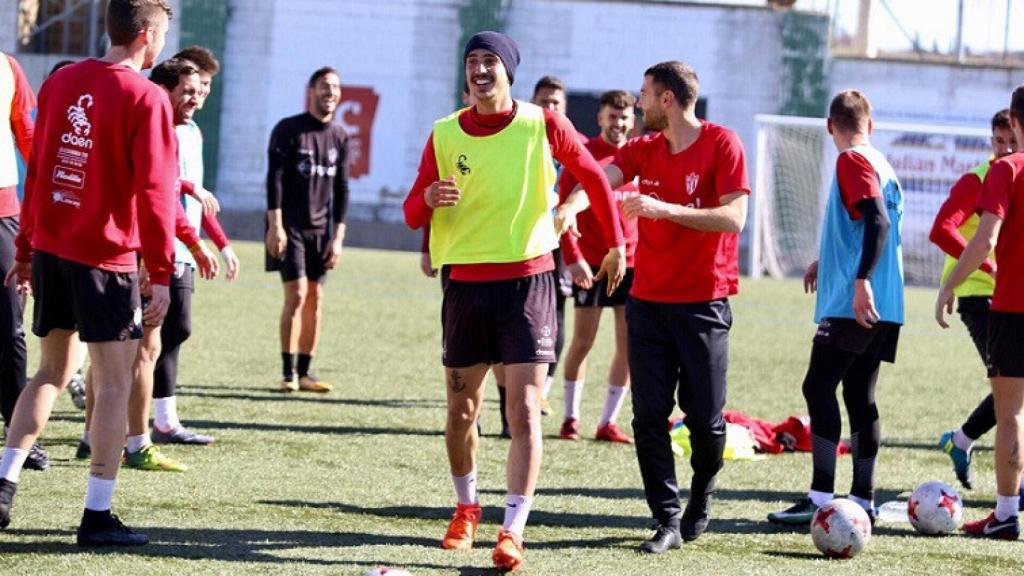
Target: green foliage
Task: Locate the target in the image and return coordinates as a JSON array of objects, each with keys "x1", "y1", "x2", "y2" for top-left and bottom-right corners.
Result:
[
  {"x1": 454, "y1": 0, "x2": 512, "y2": 107},
  {"x1": 3, "y1": 243, "x2": 1021, "y2": 574}
]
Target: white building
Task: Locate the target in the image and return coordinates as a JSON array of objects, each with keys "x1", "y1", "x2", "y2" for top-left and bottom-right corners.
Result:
[{"x1": 2, "y1": 0, "x2": 1022, "y2": 253}]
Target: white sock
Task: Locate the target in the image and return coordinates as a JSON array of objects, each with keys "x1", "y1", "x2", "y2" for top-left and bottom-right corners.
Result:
[
  {"x1": 503, "y1": 494, "x2": 532, "y2": 537},
  {"x1": 952, "y1": 428, "x2": 974, "y2": 452},
  {"x1": 808, "y1": 490, "x2": 833, "y2": 507},
  {"x1": 81, "y1": 430, "x2": 90, "y2": 446},
  {"x1": 0, "y1": 448, "x2": 29, "y2": 483},
  {"x1": 541, "y1": 375, "x2": 554, "y2": 400},
  {"x1": 599, "y1": 385, "x2": 627, "y2": 426},
  {"x1": 563, "y1": 380, "x2": 584, "y2": 420},
  {"x1": 153, "y1": 396, "x2": 181, "y2": 432},
  {"x1": 84, "y1": 476, "x2": 116, "y2": 512},
  {"x1": 995, "y1": 494, "x2": 1020, "y2": 521},
  {"x1": 126, "y1": 434, "x2": 149, "y2": 454},
  {"x1": 848, "y1": 494, "x2": 873, "y2": 513},
  {"x1": 452, "y1": 469, "x2": 478, "y2": 505}
]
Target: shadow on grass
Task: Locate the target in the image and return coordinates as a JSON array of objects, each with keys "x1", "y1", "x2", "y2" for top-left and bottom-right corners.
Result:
[
  {"x1": 762, "y1": 550, "x2": 826, "y2": 560},
  {"x1": 0, "y1": 526, "x2": 453, "y2": 565},
  {"x1": 479, "y1": 486, "x2": 810, "y2": 505},
  {"x1": 259, "y1": 499, "x2": 829, "y2": 538},
  {"x1": 883, "y1": 438, "x2": 992, "y2": 453},
  {"x1": 49, "y1": 414, "x2": 443, "y2": 439},
  {"x1": 177, "y1": 388, "x2": 447, "y2": 410}
]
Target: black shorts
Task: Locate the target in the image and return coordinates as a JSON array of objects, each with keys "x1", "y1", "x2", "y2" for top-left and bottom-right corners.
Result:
[
  {"x1": 441, "y1": 272, "x2": 556, "y2": 368},
  {"x1": 957, "y1": 296, "x2": 991, "y2": 364},
  {"x1": 265, "y1": 227, "x2": 331, "y2": 283},
  {"x1": 0, "y1": 216, "x2": 24, "y2": 339},
  {"x1": 31, "y1": 250, "x2": 142, "y2": 342},
  {"x1": 573, "y1": 267, "x2": 634, "y2": 308},
  {"x1": 813, "y1": 317, "x2": 900, "y2": 364},
  {"x1": 986, "y1": 311, "x2": 1024, "y2": 378}
]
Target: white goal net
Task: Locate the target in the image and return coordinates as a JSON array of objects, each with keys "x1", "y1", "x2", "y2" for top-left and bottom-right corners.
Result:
[{"x1": 750, "y1": 114, "x2": 992, "y2": 286}]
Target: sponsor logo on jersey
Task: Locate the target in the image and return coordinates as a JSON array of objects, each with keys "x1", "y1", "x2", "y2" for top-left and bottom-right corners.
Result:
[
  {"x1": 51, "y1": 190, "x2": 82, "y2": 208},
  {"x1": 456, "y1": 154, "x2": 471, "y2": 175},
  {"x1": 52, "y1": 166, "x2": 85, "y2": 189},
  {"x1": 63, "y1": 94, "x2": 94, "y2": 149}
]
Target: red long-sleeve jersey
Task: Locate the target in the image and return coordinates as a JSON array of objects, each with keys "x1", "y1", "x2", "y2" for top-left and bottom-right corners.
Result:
[{"x1": 17, "y1": 59, "x2": 178, "y2": 285}]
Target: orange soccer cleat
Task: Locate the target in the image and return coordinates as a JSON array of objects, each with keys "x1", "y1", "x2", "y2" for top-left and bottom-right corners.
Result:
[
  {"x1": 492, "y1": 528, "x2": 525, "y2": 572},
  {"x1": 441, "y1": 502, "x2": 482, "y2": 550}
]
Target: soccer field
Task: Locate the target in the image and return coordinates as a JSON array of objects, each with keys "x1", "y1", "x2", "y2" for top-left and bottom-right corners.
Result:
[{"x1": 1, "y1": 242, "x2": 1021, "y2": 575}]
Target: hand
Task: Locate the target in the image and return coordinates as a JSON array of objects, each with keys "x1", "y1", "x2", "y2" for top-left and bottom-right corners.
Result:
[
  {"x1": 143, "y1": 283, "x2": 171, "y2": 326},
  {"x1": 419, "y1": 252, "x2": 437, "y2": 278},
  {"x1": 424, "y1": 177, "x2": 461, "y2": 208},
  {"x1": 220, "y1": 246, "x2": 240, "y2": 281},
  {"x1": 622, "y1": 194, "x2": 670, "y2": 220},
  {"x1": 138, "y1": 264, "x2": 152, "y2": 298},
  {"x1": 266, "y1": 224, "x2": 287, "y2": 259},
  {"x1": 192, "y1": 241, "x2": 220, "y2": 280},
  {"x1": 853, "y1": 279, "x2": 880, "y2": 329},
  {"x1": 195, "y1": 187, "x2": 220, "y2": 216},
  {"x1": 324, "y1": 238, "x2": 343, "y2": 270},
  {"x1": 554, "y1": 205, "x2": 580, "y2": 238},
  {"x1": 567, "y1": 261, "x2": 593, "y2": 289},
  {"x1": 4, "y1": 260, "x2": 32, "y2": 297},
  {"x1": 935, "y1": 286, "x2": 955, "y2": 329},
  {"x1": 593, "y1": 246, "x2": 626, "y2": 296},
  {"x1": 803, "y1": 260, "x2": 818, "y2": 294}
]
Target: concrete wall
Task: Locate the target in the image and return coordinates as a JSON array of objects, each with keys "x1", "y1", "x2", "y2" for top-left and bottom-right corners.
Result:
[{"x1": 832, "y1": 56, "x2": 1023, "y2": 126}]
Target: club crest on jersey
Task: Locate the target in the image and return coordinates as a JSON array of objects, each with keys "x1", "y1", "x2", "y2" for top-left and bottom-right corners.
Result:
[
  {"x1": 686, "y1": 172, "x2": 699, "y2": 196},
  {"x1": 328, "y1": 148, "x2": 338, "y2": 165},
  {"x1": 456, "y1": 154, "x2": 471, "y2": 175},
  {"x1": 62, "y1": 94, "x2": 94, "y2": 149}
]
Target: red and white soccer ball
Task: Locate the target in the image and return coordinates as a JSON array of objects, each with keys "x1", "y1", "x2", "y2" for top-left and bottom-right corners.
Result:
[
  {"x1": 364, "y1": 568, "x2": 413, "y2": 576},
  {"x1": 810, "y1": 498, "x2": 872, "y2": 558},
  {"x1": 908, "y1": 480, "x2": 963, "y2": 535}
]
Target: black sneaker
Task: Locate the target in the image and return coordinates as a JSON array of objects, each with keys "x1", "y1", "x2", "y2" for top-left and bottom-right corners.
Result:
[
  {"x1": 0, "y1": 478, "x2": 16, "y2": 529},
  {"x1": 767, "y1": 496, "x2": 819, "y2": 525},
  {"x1": 681, "y1": 496, "x2": 711, "y2": 542},
  {"x1": 76, "y1": 510, "x2": 149, "y2": 547},
  {"x1": 23, "y1": 443, "x2": 49, "y2": 471},
  {"x1": 639, "y1": 521, "x2": 681, "y2": 554},
  {"x1": 75, "y1": 440, "x2": 91, "y2": 460}
]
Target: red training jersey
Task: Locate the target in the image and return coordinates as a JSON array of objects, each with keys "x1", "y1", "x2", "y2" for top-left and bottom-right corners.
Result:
[
  {"x1": 404, "y1": 104, "x2": 623, "y2": 282},
  {"x1": 836, "y1": 149, "x2": 882, "y2": 219},
  {"x1": 557, "y1": 135, "x2": 638, "y2": 267},
  {"x1": 929, "y1": 167, "x2": 995, "y2": 274},
  {"x1": 614, "y1": 122, "x2": 750, "y2": 303},
  {"x1": 977, "y1": 153, "x2": 1024, "y2": 312},
  {"x1": 0, "y1": 54, "x2": 36, "y2": 218},
  {"x1": 17, "y1": 59, "x2": 179, "y2": 285}
]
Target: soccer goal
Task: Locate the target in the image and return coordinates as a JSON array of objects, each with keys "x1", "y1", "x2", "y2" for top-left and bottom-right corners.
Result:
[{"x1": 750, "y1": 114, "x2": 992, "y2": 286}]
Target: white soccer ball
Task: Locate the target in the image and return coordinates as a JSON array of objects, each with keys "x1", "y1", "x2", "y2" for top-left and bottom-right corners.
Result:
[
  {"x1": 364, "y1": 568, "x2": 414, "y2": 576},
  {"x1": 908, "y1": 480, "x2": 963, "y2": 535},
  {"x1": 810, "y1": 498, "x2": 872, "y2": 558}
]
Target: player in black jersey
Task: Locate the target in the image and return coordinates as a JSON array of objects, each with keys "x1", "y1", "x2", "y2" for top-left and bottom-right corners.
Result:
[{"x1": 265, "y1": 67, "x2": 350, "y2": 393}]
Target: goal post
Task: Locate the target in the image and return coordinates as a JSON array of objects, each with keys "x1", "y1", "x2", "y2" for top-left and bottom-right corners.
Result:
[{"x1": 750, "y1": 114, "x2": 992, "y2": 286}]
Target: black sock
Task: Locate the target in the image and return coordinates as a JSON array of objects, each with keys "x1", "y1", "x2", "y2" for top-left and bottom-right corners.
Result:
[
  {"x1": 282, "y1": 352, "x2": 295, "y2": 380},
  {"x1": 297, "y1": 354, "x2": 312, "y2": 378}
]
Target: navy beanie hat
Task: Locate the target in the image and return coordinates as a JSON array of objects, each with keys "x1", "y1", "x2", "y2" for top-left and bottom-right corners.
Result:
[{"x1": 464, "y1": 31, "x2": 520, "y2": 85}]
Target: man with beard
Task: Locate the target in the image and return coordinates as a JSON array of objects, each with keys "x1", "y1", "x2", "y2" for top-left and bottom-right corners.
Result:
[
  {"x1": 561, "y1": 61, "x2": 749, "y2": 553},
  {"x1": 265, "y1": 67, "x2": 349, "y2": 393},
  {"x1": 555, "y1": 89, "x2": 639, "y2": 444},
  {"x1": 403, "y1": 31, "x2": 625, "y2": 572}
]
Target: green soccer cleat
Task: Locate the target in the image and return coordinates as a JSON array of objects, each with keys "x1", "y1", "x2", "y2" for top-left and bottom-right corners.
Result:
[
  {"x1": 768, "y1": 497, "x2": 819, "y2": 525},
  {"x1": 124, "y1": 445, "x2": 188, "y2": 472}
]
